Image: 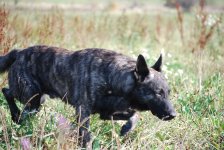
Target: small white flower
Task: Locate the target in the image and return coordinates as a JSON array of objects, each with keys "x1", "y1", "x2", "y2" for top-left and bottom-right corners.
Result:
[{"x1": 205, "y1": 15, "x2": 218, "y2": 27}]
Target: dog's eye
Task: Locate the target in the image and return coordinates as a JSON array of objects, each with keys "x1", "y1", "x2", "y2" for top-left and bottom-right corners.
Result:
[
  {"x1": 159, "y1": 89, "x2": 164, "y2": 95},
  {"x1": 156, "y1": 89, "x2": 164, "y2": 98}
]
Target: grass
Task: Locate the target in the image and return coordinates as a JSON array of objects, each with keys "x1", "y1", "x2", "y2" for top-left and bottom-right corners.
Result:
[{"x1": 0, "y1": 1, "x2": 224, "y2": 149}]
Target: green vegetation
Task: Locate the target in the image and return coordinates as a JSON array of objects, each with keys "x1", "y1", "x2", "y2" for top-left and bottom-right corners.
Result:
[{"x1": 0, "y1": 1, "x2": 223, "y2": 149}]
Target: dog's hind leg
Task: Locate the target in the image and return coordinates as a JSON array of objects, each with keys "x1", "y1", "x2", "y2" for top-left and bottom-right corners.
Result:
[
  {"x1": 14, "y1": 76, "x2": 43, "y2": 119},
  {"x1": 2, "y1": 88, "x2": 21, "y2": 124},
  {"x1": 76, "y1": 105, "x2": 91, "y2": 148}
]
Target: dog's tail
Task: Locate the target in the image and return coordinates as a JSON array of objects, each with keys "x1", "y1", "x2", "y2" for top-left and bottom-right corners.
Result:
[{"x1": 0, "y1": 49, "x2": 18, "y2": 73}]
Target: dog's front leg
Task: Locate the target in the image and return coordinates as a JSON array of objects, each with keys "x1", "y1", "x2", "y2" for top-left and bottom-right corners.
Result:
[
  {"x1": 76, "y1": 105, "x2": 91, "y2": 149},
  {"x1": 120, "y1": 113, "x2": 139, "y2": 136},
  {"x1": 100, "y1": 110, "x2": 139, "y2": 136}
]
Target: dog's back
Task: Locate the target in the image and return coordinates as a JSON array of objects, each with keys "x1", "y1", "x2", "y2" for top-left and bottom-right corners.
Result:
[{"x1": 4, "y1": 45, "x2": 136, "y2": 107}]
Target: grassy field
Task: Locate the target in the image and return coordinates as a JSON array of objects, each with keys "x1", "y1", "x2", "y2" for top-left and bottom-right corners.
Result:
[{"x1": 0, "y1": 0, "x2": 224, "y2": 149}]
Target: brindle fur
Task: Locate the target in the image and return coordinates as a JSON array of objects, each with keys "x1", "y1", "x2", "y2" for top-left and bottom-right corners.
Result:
[{"x1": 0, "y1": 45, "x2": 176, "y2": 147}]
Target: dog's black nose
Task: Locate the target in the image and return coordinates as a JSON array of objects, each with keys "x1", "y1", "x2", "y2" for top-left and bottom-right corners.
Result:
[{"x1": 169, "y1": 112, "x2": 176, "y2": 119}]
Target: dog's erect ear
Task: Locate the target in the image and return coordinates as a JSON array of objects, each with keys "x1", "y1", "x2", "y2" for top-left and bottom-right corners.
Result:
[
  {"x1": 135, "y1": 54, "x2": 149, "y2": 82},
  {"x1": 152, "y1": 54, "x2": 162, "y2": 72}
]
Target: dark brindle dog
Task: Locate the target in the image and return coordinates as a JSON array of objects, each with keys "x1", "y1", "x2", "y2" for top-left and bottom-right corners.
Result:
[{"x1": 0, "y1": 45, "x2": 176, "y2": 147}]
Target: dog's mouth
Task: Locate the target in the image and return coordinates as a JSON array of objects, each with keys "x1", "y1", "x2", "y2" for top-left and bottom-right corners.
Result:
[
  {"x1": 161, "y1": 114, "x2": 176, "y2": 121},
  {"x1": 151, "y1": 111, "x2": 176, "y2": 121}
]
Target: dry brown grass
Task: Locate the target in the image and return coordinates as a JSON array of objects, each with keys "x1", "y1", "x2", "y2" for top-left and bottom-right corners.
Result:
[
  {"x1": 192, "y1": 0, "x2": 221, "y2": 52},
  {"x1": 0, "y1": 6, "x2": 10, "y2": 54}
]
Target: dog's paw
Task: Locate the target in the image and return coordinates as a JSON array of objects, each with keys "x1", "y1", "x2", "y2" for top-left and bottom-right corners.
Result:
[
  {"x1": 120, "y1": 121, "x2": 132, "y2": 136},
  {"x1": 120, "y1": 113, "x2": 139, "y2": 136}
]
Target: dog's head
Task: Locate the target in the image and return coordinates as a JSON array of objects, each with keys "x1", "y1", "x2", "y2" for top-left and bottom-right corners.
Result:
[{"x1": 131, "y1": 54, "x2": 176, "y2": 121}]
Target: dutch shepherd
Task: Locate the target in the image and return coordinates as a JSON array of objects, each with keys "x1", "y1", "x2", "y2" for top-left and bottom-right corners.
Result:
[{"x1": 0, "y1": 45, "x2": 176, "y2": 147}]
